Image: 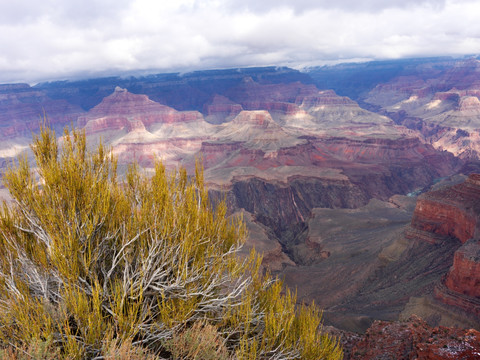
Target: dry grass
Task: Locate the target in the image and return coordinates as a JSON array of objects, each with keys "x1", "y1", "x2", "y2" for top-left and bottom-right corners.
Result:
[{"x1": 164, "y1": 321, "x2": 233, "y2": 360}]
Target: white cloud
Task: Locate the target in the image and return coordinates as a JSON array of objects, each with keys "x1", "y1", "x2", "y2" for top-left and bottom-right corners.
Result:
[
  {"x1": 219, "y1": 0, "x2": 447, "y2": 13},
  {"x1": 0, "y1": 0, "x2": 479, "y2": 83}
]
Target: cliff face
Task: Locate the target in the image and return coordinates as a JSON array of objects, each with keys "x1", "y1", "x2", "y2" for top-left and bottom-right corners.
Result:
[
  {"x1": 230, "y1": 176, "x2": 369, "y2": 231},
  {"x1": 435, "y1": 238, "x2": 480, "y2": 318},
  {"x1": 406, "y1": 174, "x2": 480, "y2": 320},
  {"x1": 444, "y1": 240, "x2": 480, "y2": 298},
  {"x1": 410, "y1": 174, "x2": 480, "y2": 244}
]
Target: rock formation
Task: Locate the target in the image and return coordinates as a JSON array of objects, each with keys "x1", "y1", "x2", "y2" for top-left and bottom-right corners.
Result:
[
  {"x1": 410, "y1": 174, "x2": 480, "y2": 244},
  {"x1": 203, "y1": 94, "x2": 243, "y2": 124},
  {"x1": 363, "y1": 59, "x2": 480, "y2": 159},
  {"x1": 337, "y1": 315, "x2": 480, "y2": 360},
  {"x1": 399, "y1": 174, "x2": 480, "y2": 326},
  {"x1": 77, "y1": 87, "x2": 214, "y2": 168},
  {"x1": 78, "y1": 87, "x2": 204, "y2": 132},
  {"x1": 444, "y1": 240, "x2": 480, "y2": 299}
]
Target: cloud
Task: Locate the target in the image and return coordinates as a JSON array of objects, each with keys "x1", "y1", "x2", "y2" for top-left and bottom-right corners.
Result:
[
  {"x1": 219, "y1": 0, "x2": 447, "y2": 13},
  {"x1": 0, "y1": 0, "x2": 479, "y2": 83}
]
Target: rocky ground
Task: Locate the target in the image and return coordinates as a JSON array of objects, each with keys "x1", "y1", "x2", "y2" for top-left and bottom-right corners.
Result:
[{"x1": 329, "y1": 315, "x2": 480, "y2": 360}]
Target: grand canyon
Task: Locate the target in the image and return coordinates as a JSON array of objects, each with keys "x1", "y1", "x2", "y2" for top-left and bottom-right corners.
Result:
[{"x1": 2, "y1": 57, "x2": 480, "y2": 358}]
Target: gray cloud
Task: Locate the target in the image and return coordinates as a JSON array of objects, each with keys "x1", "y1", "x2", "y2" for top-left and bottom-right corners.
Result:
[{"x1": 0, "y1": 0, "x2": 479, "y2": 84}]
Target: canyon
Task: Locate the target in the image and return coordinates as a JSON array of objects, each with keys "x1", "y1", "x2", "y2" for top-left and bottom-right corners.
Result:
[{"x1": 1, "y1": 58, "x2": 480, "y2": 350}]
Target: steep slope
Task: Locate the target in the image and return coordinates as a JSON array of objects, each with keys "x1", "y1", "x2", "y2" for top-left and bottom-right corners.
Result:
[
  {"x1": 78, "y1": 87, "x2": 215, "y2": 168},
  {"x1": 281, "y1": 196, "x2": 417, "y2": 331},
  {"x1": 279, "y1": 174, "x2": 480, "y2": 333},
  {"x1": 398, "y1": 175, "x2": 480, "y2": 328}
]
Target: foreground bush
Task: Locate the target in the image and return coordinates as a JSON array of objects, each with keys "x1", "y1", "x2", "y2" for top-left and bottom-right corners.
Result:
[{"x1": 0, "y1": 127, "x2": 342, "y2": 359}]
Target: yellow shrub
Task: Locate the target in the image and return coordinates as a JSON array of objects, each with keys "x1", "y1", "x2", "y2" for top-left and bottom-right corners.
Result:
[{"x1": 0, "y1": 126, "x2": 342, "y2": 359}]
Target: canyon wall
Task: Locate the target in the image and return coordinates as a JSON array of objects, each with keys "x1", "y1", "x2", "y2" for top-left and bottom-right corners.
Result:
[{"x1": 402, "y1": 174, "x2": 480, "y2": 324}]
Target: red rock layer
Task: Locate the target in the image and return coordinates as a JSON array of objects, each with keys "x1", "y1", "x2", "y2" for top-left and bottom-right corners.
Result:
[
  {"x1": 434, "y1": 277, "x2": 480, "y2": 318},
  {"x1": 78, "y1": 87, "x2": 202, "y2": 133},
  {"x1": 241, "y1": 101, "x2": 300, "y2": 114},
  {"x1": 411, "y1": 174, "x2": 480, "y2": 244},
  {"x1": 444, "y1": 240, "x2": 480, "y2": 298},
  {"x1": 409, "y1": 174, "x2": 480, "y2": 318},
  {"x1": 314, "y1": 137, "x2": 450, "y2": 166},
  {"x1": 231, "y1": 110, "x2": 277, "y2": 127},
  {"x1": 345, "y1": 315, "x2": 480, "y2": 360}
]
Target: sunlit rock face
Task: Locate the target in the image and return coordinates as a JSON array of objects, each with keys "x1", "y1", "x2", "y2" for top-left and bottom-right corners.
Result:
[
  {"x1": 78, "y1": 86, "x2": 205, "y2": 133},
  {"x1": 364, "y1": 59, "x2": 480, "y2": 159},
  {"x1": 76, "y1": 87, "x2": 215, "y2": 168}
]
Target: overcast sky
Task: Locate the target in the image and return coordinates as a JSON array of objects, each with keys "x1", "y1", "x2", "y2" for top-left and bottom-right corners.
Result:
[{"x1": 0, "y1": 0, "x2": 479, "y2": 84}]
